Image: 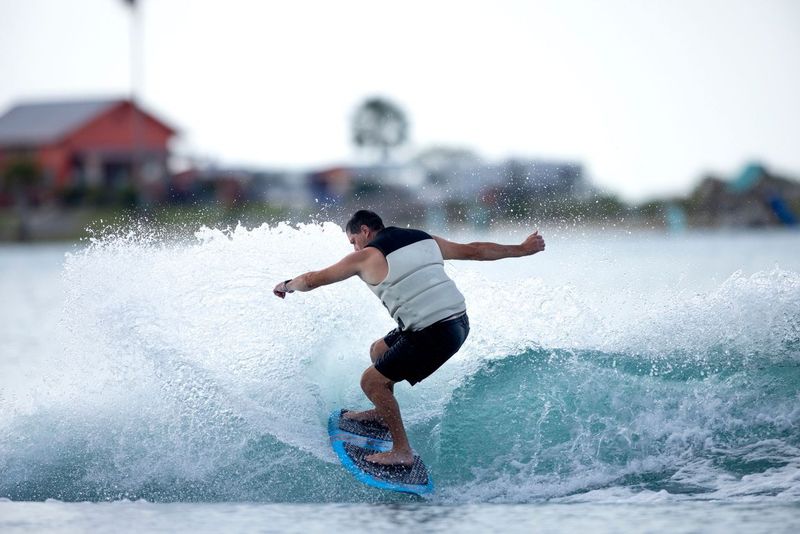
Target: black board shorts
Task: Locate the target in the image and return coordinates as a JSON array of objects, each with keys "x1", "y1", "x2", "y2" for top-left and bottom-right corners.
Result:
[{"x1": 374, "y1": 313, "x2": 470, "y2": 385}]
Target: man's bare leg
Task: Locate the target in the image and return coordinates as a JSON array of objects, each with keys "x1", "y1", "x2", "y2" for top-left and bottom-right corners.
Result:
[
  {"x1": 344, "y1": 338, "x2": 393, "y2": 423},
  {"x1": 359, "y1": 366, "x2": 414, "y2": 466}
]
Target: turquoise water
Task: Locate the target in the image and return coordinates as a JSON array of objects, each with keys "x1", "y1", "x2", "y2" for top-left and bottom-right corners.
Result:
[
  {"x1": 1, "y1": 501, "x2": 798, "y2": 533},
  {"x1": 1, "y1": 223, "x2": 799, "y2": 531}
]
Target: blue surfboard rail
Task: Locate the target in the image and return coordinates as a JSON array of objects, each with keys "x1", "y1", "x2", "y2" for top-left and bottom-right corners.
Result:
[{"x1": 328, "y1": 410, "x2": 434, "y2": 496}]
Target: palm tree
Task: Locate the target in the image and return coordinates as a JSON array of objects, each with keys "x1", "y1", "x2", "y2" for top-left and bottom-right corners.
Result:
[{"x1": 351, "y1": 97, "x2": 409, "y2": 163}]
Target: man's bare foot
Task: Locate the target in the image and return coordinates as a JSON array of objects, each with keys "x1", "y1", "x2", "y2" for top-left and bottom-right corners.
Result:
[
  {"x1": 343, "y1": 409, "x2": 381, "y2": 422},
  {"x1": 365, "y1": 450, "x2": 415, "y2": 466}
]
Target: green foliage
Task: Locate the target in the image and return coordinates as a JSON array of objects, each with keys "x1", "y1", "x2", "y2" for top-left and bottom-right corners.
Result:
[
  {"x1": 2, "y1": 156, "x2": 41, "y2": 190},
  {"x1": 117, "y1": 184, "x2": 140, "y2": 209},
  {"x1": 84, "y1": 186, "x2": 109, "y2": 206}
]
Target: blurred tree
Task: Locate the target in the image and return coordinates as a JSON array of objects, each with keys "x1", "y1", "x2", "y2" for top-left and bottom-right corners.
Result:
[
  {"x1": 352, "y1": 97, "x2": 408, "y2": 163},
  {"x1": 2, "y1": 156, "x2": 42, "y2": 241}
]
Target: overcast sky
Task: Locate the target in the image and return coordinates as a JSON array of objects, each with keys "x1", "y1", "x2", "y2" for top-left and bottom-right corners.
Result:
[{"x1": 1, "y1": 0, "x2": 798, "y2": 201}]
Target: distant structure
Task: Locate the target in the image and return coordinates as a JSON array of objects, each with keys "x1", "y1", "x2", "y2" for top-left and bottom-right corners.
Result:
[
  {"x1": 413, "y1": 156, "x2": 590, "y2": 226},
  {"x1": 690, "y1": 163, "x2": 799, "y2": 227},
  {"x1": 171, "y1": 165, "x2": 309, "y2": 209},
  {"x1": 306, "y1": 163, "x2": 425, "y2": 223},
  {"x1": 0, "y1": 98, "x2": 176, "y2": 204},
  {"x1": 422, "y1": 157, "x2": 587, "y2": 200},
  {"x1": 302, "y1": 156, "x2": 588, "y2": 228},
  {"x1": 309, "y1": 163, "x2": 425, "y2": 203}
]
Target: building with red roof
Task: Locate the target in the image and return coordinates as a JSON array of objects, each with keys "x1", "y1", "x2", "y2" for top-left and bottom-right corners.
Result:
[{"x1": 0, "y1": 98, "x2": 176, "y2": 202}]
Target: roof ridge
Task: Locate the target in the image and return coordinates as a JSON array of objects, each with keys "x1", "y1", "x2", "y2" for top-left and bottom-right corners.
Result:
[
  {"x1": 0, "y1": 99, "x2": 126, "y2": 146},
  {"x1": 8, "y1": 97, "x2": 124, "y2": 109}
]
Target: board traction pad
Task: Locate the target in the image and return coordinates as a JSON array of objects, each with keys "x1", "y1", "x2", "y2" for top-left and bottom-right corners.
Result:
[
  {"x1": 335, "y1": 409, "x2": 393, "y2": 441},
  {"x1": 342, "y1": 442, "x2": 429, "y2": 486}
]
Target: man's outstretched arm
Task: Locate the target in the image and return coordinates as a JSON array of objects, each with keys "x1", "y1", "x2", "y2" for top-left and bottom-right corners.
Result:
[
  {"x1": 433, "y1": 231, "x2": 545, "y2": 261},
  {"x1": 273, "y1": 249, "x2": 367, "y2": 298}
]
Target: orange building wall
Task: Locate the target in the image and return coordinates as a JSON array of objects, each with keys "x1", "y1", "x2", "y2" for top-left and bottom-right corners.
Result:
[
  {"x1": 51, "y1": 101, "x2": 175, "y2": 187},
  {"x1": 1, "y1": 100, "x2": 176, "y2": 190},
  {"x1": 37, "y1": 145, "x2": 71, "y2": 188},
  {"x1": 66, "y1": 101, "x2": 174, "y2": 153}
]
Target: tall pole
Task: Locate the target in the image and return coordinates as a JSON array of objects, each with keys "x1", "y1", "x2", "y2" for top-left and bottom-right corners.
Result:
[{"x1": 126, "y1": 0, "x2": 144, "y2": 200}]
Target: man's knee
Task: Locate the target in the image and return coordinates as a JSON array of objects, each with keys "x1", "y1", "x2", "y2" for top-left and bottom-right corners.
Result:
[
  {"x1": 361, "y1": 366, "x2": 392, "y2": 397},
  {"x1": 369, "y1": 339, "x2": 389, "y2": 363}
]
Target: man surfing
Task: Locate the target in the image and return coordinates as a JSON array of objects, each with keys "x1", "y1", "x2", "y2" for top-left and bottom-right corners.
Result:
[{"x1": 273, "y1": 210, "x2": 545, "y2": 466}]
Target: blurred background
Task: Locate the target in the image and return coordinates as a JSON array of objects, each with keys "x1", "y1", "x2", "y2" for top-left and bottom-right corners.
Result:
[{"x1": 1, "y1": 0, "x2": 799, "y2": 240}]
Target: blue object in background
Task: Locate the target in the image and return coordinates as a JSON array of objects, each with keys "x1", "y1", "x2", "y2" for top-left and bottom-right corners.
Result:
[{"x1": 768, "y1": 195, "x2": 798, "y2": 226}]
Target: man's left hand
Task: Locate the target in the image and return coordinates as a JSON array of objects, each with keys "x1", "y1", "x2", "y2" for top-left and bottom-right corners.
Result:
[{"x1": 521, "y1": 231, "x2": 546, "y2": 255}]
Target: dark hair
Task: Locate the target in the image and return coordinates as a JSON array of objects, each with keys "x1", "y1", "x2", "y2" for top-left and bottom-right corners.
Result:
[{"x1": 346, "y1": 210, "x2": 384, "y2": 234}]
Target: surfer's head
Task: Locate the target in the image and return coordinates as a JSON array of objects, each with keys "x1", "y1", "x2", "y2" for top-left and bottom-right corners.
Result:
[{"x1": 346, "y1": 210, "x2": 384, "y2": 251}]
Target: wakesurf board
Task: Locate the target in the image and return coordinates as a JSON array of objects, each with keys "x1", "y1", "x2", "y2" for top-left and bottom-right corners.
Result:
[{"x1": 328, "y1": 409, "x2": 434, "y2": 496}]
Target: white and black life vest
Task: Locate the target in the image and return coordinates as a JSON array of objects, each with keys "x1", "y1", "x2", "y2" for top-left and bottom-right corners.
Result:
[{"x1": 365, "y1": 227, "x2": 466, "y2": 331}]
